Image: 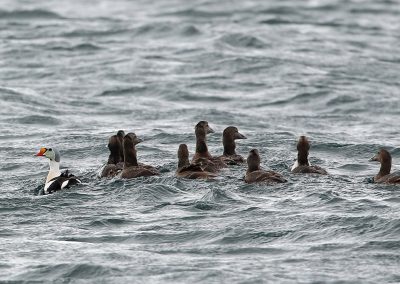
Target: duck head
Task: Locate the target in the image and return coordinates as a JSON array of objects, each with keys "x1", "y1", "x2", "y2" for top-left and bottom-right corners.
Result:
[
  {"x1": 370, "y1": 149, "x2": 391, "y2": 164},
  {"x1": 195, "y1": 121, "x2": 214, "y2": 138},
  {"x1": 178, "y1": 144, "x2": 190, "y2": 168},
  {"x1": 247, "y1": 149, "x2": 261, "y2": 172},
  {"x1": 223, "y1": 126, "x2": 246, "y2": 140},
  {"x1": 223, "y1": 126, "x2": 246, "y2": 155},
  {"x1": 35, "y1": 147, "x2": 60, "y2": 162},
  {"x1": 370, "y1": 148, "x2": 392, "y2": 178},
  {"x1": 124, "y1": 133, "x2": 143, "y2": 147},
  {"x1": 123, "y1": 133, "x2": 143, "y2": 167}
]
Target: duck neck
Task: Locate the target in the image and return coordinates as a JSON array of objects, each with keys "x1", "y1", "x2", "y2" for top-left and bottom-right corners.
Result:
[
  {"x1": 297, "y1": 151, "x2": 309, "y2": 166},
  {"x1": 196, "y1": 139, "x2": 208, "y2": 153},
  {"x1": 247, "y1": 156, "x2": 261, "y2": 173},
  {"x1": 223, "y1": 137, "x2": 236, "y2": 156},
  {"x1": 107, "y1": 150, "x2": 121, "y2": 164},
  {"x1": 108, "y1": 136, "x2": 124, "y2": 164},
  {"x1": 178, "y1": 157, "x2": 190, "y2": 168},
  {"x1": 378, "y1": 159, "x2": 391, "y2": 178},
  {"x1": 124, "y1": 145, "x2": 138, "y2": 168},
  {"x1": 248, "y1": 163, "x2": 260, "y2": 173},
  {"x1": 47, "y1": 160, "x2": 61, "y2": 183},
  {"x1": 195, "y1": 136, "x2": 212, "y2": 159}
]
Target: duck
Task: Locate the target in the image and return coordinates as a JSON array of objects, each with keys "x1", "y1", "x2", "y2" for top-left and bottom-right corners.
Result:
[
  {"x1": 120, "y1": 132, "x2": 159, "y2": 179},
  {"x1": 100, "y1": 130, "x2": 125, "y2": 178},
  {"x1": 245, "y1": 149, "x2": 287, "y2": 184},
  {"x1": 191, "y1": 121, "x2": 227, "y2": 172},
  {"x1": 218, "y1": 126, "x2": 247, "y2": 164},
  {"x1": 176, "y1": 144, "x2": 216, "y2": 179},
  {"x1": 35, "y1": 147, "x2": 81, "y2": 194},
  {"x1": 370, "y1": 149, "x2": 400, "y2": 184},
  {"x1": 291, "y1": 136, "x2": 327, "y2": 174}
]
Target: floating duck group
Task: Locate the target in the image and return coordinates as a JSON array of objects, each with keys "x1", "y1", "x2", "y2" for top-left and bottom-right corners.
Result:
[{"x1": 35, "y1": 121, "x2": 400, "y2": 194}]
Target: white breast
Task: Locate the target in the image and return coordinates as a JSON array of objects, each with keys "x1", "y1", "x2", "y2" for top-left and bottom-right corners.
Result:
[{"x1": 44, "y1": 179, "x2": 56, "y2": 193}]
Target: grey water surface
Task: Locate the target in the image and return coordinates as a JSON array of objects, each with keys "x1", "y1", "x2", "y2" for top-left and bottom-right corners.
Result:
[{"x1": 1, "y1": 0, "x2": 400, "y2": 283}]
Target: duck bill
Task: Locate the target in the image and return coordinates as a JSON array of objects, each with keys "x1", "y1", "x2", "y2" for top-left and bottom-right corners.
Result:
[
  {"x1": 207, "y1": 126, "x2": 215, "y2": 134},
  {"x1": 235, "y1": 132, "x2": 247, "y2": 139},
  {"x1": 35, "y1": 147, "x2": 46, "y2": 157},
  {"x1": 135, "y1": 138, "x2": 143, "y2": 145}
]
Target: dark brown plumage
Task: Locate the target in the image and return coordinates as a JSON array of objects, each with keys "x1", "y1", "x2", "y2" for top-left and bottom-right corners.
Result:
[
  {"x1": 176, "y1": 144, "x2": 216, "y2": 179},
  {"x1": 291, "y1": 136, "x2": 327, "y2": 175},
  {"x1": 192, "y1": 121, "x2": 214, "y2": 161},
  {"x1": 101, "y1": 130, "x2": 125, "y2": 178},
  {"x1": 120, "y1": 133, "x2": 159, "y2": 179},
  {"x1": 191, "y1": 121, "x2": 227, "y2": 172},
  {"x1": 218, "y1": 126, "x2": 246, "y2": 164},
  {"x1": 370, "y1": 149, "x2": 400, "y2": 184},
  {"x1": 245, "y1": 149, "x2": 287, "y2": 184}
]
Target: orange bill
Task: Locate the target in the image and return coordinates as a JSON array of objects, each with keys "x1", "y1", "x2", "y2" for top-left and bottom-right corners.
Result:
[{"x1": 36, "y1": 147, "x2": 47, "y2": 156}]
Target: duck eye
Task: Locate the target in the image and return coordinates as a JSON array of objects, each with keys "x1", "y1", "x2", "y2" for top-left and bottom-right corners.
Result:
[{"x1": 48, "y1": 148, "x2": 52, "y2": 151}]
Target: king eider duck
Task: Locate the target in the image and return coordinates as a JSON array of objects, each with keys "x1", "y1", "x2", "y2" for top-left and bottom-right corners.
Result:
[
  {"x1": 120, "y1": 133, "x2": 159, "y2": 179},
  {"x1": 218, "y1": 126, "x2": 247, "y2": 164},
  {"x1": 100, "y1": 130, "x2": 125, "y2": 178},
  {"x1": 191, "y1": 121, "x2": 227, "y2": 172},
  {"x1": 370, "y1": 149, "x2": 400, "y2": 184},
  {"x1": 291, "y1": 136, "x2": 327, "y2": 175},
  {"x1": 35, "y1": 147, "x2": 81, "y2": 194},
  {"x1": 176, "y1": 144, "x2": 216, "y2": 179},
  {"x1": 245, "y1": 149, "x2": 287, "y2": 184}
]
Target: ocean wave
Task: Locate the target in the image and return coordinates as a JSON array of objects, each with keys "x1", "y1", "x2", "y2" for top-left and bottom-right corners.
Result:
[
  {"x1": 261, "y1": 90, "x2": 329, "y2": 106},
  {"x1": 134, "y1": 23, "x2": 173, "y2": 36},
  {"x1": 88, "y1": 217, "x2": 132, "y2": 227},
  {"x1": 97, "y1": 86, "x2": 147, "y2": 97},
  {"x1": 62, "y1": 28, "x2": 128, "y2": 38},
  {"x1": 181, "y1": 25, "x2": 201, "y2": 36},
  {"x1": 174, "y1": 93, "x2": 232, "y2": 102},
  {"x1": 326, "y1": 95, "x2": 360, "y2": 106},
  {"x1": 6, "y1": 115, "x2": 61, "y2": 126},
  {"x1": 157, "y1": 9, "x2": 232, "y2": 18},
  {"x1": 214, "y1": 230, "x2": 294, "y2": 245},
  {"x1": 0, "y1": 87, "x2": 47, "y2": 107},
  {"x1": 219, "y1": 33, "x2": 267, "y2": 49},
  {"x1": 259, "y1": 18, "x2": 295, "y2": 25},
  {"x1": 47, "y1": 43, "x2": 102, "y2": 51},
  {"x1": 14, "y1": 263, "x2": 122, "y2": 281},
  {"x1": 0, "y1": 9, "x2": 64, "y2": 19}
]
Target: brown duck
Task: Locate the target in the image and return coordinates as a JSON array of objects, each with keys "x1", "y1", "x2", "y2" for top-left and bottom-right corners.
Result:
[
  {"x1": 120, "y1": 133, "x2": 159, "y2": 179},
  {"x1": 176, "y1": 144, "x2": 216, "y2": 179},
  {"x1": 291, "y1": 136, "x2": 327, "y2": 175},
  {"x1": 218, "y1": 126, "x2": 246, "y2": 164},
  {"x1": 245, "y1": 149, "x2": 287, "y2": 184},
  {"x1": 192, "y1": 121, "x2": 227, "y2": 172},
  {"x1": 101, "y1": 130, "x2": 125, "y2": 178},
  {"x1": 370, "y1": 149, "x2": 400, "y2": 184}
]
